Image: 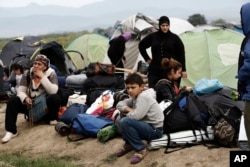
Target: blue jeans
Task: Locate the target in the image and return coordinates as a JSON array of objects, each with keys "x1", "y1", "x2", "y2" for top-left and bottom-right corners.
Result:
[{"x1": 118, "y1": 117, "x2": 163, "y2": 151}]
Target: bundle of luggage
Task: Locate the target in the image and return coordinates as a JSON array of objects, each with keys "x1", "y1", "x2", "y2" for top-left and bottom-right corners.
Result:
[
  {"x1": 55, "y1": 62, "x2": 131, "y2": 142},
  {"x1": 149, "y1": 86, "x2": 244, "y2": 153},
  {"x1": 56, "y1": 61, "x2": 245, "y2": 152}
]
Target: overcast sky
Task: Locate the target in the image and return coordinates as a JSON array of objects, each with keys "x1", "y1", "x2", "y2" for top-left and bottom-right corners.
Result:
[
  {"x1": 0, "y1": 0, "x2": 249, "y2": 8},
  {"x1": 0, "y1": 0, "x2": 248, "y2": 7},
  {"x1": 0, "y1": 0, "x2": 104, "y2": 8}
]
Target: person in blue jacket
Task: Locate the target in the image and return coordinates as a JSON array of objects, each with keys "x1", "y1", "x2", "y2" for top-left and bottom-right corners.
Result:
[{"x1": 236, "y1": 2, "x2": 250, "y2": 150}]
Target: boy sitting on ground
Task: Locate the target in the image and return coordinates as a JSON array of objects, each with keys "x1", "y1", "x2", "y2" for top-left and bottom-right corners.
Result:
[{"x1": 115, "y1": 73, "x2": 164, "y2": 164}]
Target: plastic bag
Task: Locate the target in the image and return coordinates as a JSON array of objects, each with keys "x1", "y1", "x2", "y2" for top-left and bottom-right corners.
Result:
[{"x1": 194, "y1": 78, "x2": 223, "y2": 95}]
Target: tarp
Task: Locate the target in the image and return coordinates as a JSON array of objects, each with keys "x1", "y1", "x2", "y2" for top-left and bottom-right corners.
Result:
[
  {"x1": 66, "y1": 33, "x2": 109, "y2": 69},
  {"x1": 180, "y1": 26, "x2": 244, "y2": 89}
]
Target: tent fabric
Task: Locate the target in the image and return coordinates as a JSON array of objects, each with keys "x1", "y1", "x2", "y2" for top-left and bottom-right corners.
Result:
[
  {"x1": 0, "y1": 38, "x2": 78, "y2": 76},
  {"x1": 34, "y1": 41, "x2": 77, "y2": 75},
  {"x1": 66, "y1": 33, "x2": 109, "y2": 69},
  {"x1": 169, "y1": 17, "x2": 195, "y2": 35},
  {"x1": 103, "y1": 13, "x2": 195, "y2": 71},
  {"x1": 0, "y1": 36, "x2": 43, "y2": 68},
  {"x1": 180, "y1": 26, "x2": 244, "y2": 89},
  {"x1": 103, "y1": 13, "x2": 159, "y2": 70}
]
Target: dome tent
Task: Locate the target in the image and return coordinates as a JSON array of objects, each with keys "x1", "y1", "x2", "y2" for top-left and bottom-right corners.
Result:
[
  {"x1": 0, "y1": 36, "x2": 43, "y2": 71},
  {"x1": 179, "y1": 26, "x2": 244, "y2": 89},
  {"x1": 169, "y1": 17, "x2": 194, "y2": 35},
  {"x1": 66, "y1": 33, "x2": 109, "y2": 69}
]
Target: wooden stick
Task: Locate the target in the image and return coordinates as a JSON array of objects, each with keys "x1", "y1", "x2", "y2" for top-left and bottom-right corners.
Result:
[
  {"x1": 115, "y1": 67, "x2": 136, "y2": 73},
  {"x1": 29, "y1": 105, "x2": 33, "y2": 127}
]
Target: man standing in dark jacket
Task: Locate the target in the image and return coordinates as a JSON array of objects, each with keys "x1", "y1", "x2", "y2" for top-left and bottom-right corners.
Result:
[{"x1": 139, "y1": 16, "x2": 187, "y2": 88}]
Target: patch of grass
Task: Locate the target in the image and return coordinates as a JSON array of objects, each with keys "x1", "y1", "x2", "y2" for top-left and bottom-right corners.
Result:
[
  {"x1": 149, "y1": 161, "x2": 159, "y2": 167},
  {"x1": 59, "y1": 155, "x2": 80, "y2": 162},
  {"x1": 102, "y1": 154, "x2": 117, "y2": 164},
  {"x1": 0, "y1": 152, "x2": 78, "y2": 167}
]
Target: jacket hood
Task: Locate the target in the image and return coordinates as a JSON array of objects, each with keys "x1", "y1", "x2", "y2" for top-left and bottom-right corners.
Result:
[{"x1": 241, "y1": 2, "x2": 250, "y2": 36}]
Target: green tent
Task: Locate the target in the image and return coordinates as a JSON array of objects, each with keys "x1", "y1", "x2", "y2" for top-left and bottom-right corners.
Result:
[
  {"x1": 180, "y1": 26, "x2": 244, "y2": 89},
  {"x1": 66, "y1": 33, "x2": 109, "y2": 69}
]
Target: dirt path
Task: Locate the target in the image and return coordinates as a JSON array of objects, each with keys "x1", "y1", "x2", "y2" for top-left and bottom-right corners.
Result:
[{"x1": 0, "y1": 112, "x2": 238, "y2": 167}]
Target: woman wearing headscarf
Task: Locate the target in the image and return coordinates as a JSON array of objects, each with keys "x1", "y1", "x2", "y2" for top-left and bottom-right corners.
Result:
[
  {"x1": 2, "y1": 54, "x2": 61, "y2": 143},
  {"x1": 139, "y1": 16, "x2": 187, "y2": 88}
]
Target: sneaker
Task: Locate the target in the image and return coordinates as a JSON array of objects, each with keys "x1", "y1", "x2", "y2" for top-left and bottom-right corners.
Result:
[{"x1": 2, "y1": 131, "x2": 18, "y2": 143}]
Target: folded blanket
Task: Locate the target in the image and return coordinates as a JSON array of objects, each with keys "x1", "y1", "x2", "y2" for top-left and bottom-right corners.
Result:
[
  {"x1": 66, "y1": 74, "x2": 87, "y2": 85},
  {"x1": 97, "y1": 125, "x2": 117, "y2": 142}
]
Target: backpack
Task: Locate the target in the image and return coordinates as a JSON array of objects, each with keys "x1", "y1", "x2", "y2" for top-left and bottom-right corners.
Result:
[
  {"x1": 163, "y1": 92, "x2": 210, "y2": 153},
  {"x1": 163, "y1": 93, "x2": 208, "y2": 134},
  {"x1": 196, "y1": 87, "x2": 244, "y2": 147},
  {"x1": 112, "y1": 91, "x2": 129, "y2": 107},
  {"x1": 213, "y1": 106, "x2": 242, "y2": 147},
  {"x1": 83, "y1": 75, "x2": 125, "y2": 106}
]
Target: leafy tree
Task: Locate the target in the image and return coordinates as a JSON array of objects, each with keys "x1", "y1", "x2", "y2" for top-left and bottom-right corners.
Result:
[
  {"x1": 211, "y1": 19, "x2": 227, "y2": 26},
  {"x1": 188, "y1": 14, "x2": 207, "y2": 26}
]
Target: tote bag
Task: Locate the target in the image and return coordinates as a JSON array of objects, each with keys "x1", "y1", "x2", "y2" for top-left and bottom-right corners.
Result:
[{"x1": 30, "y1": 94, "x2": 47, "y2": 122}]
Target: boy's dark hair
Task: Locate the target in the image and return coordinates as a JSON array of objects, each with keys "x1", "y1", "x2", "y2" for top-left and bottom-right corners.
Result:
[{"x1": 125, "y1": 73, "x2": 144, "y2": 85}]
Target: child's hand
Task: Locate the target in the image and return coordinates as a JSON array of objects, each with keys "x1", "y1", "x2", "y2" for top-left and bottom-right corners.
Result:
[
  {"x1": 122, "y1": 110, "x2": 129, "y2": 115},
  {"x1": 122, "y1": 106, "x2": 133, "y2": 115}
]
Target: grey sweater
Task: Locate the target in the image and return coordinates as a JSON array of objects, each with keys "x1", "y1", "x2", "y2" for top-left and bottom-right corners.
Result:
[{"x1": 116, "y1": 90, "x2": 164, "y2": 128}]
